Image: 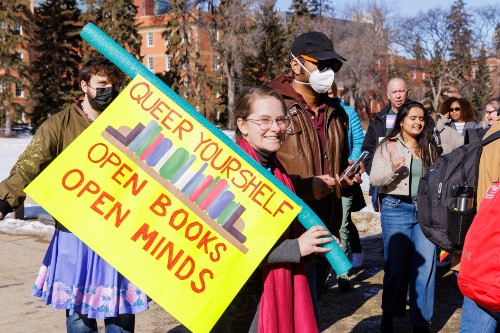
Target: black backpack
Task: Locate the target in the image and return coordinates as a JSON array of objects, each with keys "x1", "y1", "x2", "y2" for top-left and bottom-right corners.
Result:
[{"x1": 417, "y1": 128, "x2": 500, "y2": 254}]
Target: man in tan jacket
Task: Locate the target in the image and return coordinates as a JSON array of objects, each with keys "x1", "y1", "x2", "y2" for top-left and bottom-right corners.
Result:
[{"x1": 477, "y1": 117, "x2": 500, "y2": 206}]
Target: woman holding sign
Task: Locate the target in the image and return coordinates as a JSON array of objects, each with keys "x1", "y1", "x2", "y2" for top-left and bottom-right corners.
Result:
[
  {"x1": 211, "y1": 86, "x2": 336, "y2": 333},
  {"x1": 0, "y1": 57, "x2": 148, "y2": 332}
]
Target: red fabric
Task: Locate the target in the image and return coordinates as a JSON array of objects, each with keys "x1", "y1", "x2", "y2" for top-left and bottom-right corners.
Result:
[
  {"x1": 236, "y1": 138, "x2": 318, "y2": 333},
  {"x1": 458, "y1": 181, "x2": 500, "y2": 311}
]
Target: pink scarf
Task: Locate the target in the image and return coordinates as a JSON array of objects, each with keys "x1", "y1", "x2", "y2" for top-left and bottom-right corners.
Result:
[{"x1": 237, "y1": 138, "x2": 318, "y2": 333}]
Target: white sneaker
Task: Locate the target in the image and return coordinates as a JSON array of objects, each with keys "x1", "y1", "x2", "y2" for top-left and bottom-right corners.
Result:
[{"x1": 351, "y1": 252, "x2": 364, "y2": 268}]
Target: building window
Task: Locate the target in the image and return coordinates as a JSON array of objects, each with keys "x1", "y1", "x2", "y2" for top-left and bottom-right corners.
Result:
[
  {"x1": 15, "y1": 52, "x2": 24, "y2": 60},
  {"x1": 412, "y1": 70, "x2": 416, "y2": 79},
  {"x1": 13, "y1": 25, "x2": 22, "y2": 35},
  {"x1": 154, "y1": 0, "x2": 170, "y2": 14},
  {"x1": 147, "y1": 32, "x2": 154, "y2": 47},
  {"x1": 0, "y1": 82, "x2": 6, "y2": 93},
  {"x1": 148, "y1": 57, "x2": 154, "y2": 71},
  {"x1": 212, "y1": 56, "x2": 219, "y2": 70},
  {"x1": 15, "y1": 83, "x2": 24, "y2": 97},
  {"x1": 166, "y1": 55, "x2": 172, "y2": 71},
  {"x1": 422, "y1": 72, "x2": 426, "y2": 80}
]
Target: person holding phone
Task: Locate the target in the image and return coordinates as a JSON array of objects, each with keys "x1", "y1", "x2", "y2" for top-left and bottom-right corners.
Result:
[
  {"x1": 269, "y1": 32, "x2": 363, "y2": 321},
  {"x1": 328, "y1": 83, "x2": 366, "y2": 276},
  {"x1": 370, "y1": 102, "x2": 440, "y2": 333}
]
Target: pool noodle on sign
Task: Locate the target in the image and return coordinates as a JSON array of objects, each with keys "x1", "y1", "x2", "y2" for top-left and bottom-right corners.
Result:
[{"x1": 81, "y1": 23, "x2": 351, "y2": 276}]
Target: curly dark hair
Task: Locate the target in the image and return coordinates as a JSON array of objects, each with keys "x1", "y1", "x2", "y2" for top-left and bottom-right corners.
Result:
[
  {"x1": 78, "y1": 56, "x2": 127, "y2": 88},
  {"x1": 438, "y1": 96, "x2": 476, "y2": 122}
]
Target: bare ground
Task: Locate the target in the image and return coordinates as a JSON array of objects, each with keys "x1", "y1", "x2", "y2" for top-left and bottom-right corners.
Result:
[{"x1": 0, "y1": 227, "x2": 464, "y2": 332}]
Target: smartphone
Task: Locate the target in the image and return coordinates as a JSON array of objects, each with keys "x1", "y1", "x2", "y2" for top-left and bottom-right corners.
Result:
[{"x1": 341, "y1": 150, "x2": 369, "y2": 181}]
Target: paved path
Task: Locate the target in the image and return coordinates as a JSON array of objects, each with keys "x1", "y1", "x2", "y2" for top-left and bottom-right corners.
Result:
[{"x1": 0, "y1": 232, "x2": 464, "y2": 332}]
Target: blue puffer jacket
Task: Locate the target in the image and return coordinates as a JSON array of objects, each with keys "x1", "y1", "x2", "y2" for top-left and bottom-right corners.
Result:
[{"x1": 337, "y1": 98, "x2": 364, "y2": 161}]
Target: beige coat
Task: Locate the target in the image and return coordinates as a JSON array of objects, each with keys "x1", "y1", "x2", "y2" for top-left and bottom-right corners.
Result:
[
  {"x1": 369, "y1": 134, "x2": 415, "y2": 196},
  {"x1": 435, "y1": 114, "x2": 464, "y2": 154}
]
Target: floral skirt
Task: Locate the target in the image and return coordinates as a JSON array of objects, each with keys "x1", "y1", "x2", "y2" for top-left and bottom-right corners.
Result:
[{"x1": 32, "y1": 230, "x2": 149, "y2": 319}]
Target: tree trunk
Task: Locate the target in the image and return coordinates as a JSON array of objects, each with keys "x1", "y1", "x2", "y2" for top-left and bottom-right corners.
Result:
[
  {"x1": 5, "y1": 109, "x2": 12, "y2": 137},
  {"x1": 223, "y1": 60, "x2": 236, "y2": 130},
  {"x1": 349, "y1": 89, "x2": 355, "y2": 109},
  {"x1": 226, "y1": 77, "x2": 235, "y2": 130}
]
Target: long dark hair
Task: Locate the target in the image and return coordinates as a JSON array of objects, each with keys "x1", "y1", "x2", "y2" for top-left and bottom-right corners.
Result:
[{"x1": 380, "y1": 101, "x2": 439, "y2": 171}]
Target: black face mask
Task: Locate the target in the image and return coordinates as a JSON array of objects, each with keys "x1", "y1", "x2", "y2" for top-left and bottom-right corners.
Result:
[{"x1": 89, "y1": 86, "x2": 119, "y2": 111}]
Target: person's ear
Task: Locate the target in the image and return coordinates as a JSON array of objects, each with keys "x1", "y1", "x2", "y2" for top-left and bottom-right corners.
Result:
[
  {"x1": 237, "y1": 118, "x2": 248, "y2": 136},
  {"x1": 81, "y1": 80, "x2": 88, "y2": 93},
  {"x1": 290, "y1": 58, "x2": 302, "y2": 76}
]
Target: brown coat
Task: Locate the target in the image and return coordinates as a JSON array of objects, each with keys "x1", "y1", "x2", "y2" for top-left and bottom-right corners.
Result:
[
  {"x1": 269, "y1": 76, "x2": 349, "y2": 233},
  {"x1": 0, "y1": 103, "x2": 89, "y2": 217}
]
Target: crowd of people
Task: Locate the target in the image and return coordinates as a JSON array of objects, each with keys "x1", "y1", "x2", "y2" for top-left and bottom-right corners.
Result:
[{"x1": 0, "y1": 30, "x2": 499, "y2": 333}]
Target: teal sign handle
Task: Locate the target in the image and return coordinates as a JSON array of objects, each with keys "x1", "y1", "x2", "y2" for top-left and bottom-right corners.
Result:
[{"x1": 81, "y1": 23, "x2": 351, "y2": 276}]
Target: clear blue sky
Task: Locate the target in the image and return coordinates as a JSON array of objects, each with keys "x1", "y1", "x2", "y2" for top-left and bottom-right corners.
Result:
[{"x1": 275, "y1": 0, "x2": 498, "y2": 16}]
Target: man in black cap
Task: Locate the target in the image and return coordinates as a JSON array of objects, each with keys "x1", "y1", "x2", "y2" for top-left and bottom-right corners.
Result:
[{"x1": 269, "y1": 31, "x2": 363, "y2": 318}]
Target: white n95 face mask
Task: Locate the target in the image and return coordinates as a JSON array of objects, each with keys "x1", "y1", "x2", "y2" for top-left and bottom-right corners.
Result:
[{"x1": 291, "y1": 53, "x2": 335, "y2": 94}]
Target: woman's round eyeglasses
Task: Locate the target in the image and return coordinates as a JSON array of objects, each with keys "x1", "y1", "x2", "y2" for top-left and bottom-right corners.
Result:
[{"x1": 246, "y1": 116, "x2": 292, "y2": 131}]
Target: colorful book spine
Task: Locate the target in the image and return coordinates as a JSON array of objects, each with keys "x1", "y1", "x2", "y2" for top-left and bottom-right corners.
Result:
[{"x1": 104, "y1": 120, "x2": 248, "y2": 245}]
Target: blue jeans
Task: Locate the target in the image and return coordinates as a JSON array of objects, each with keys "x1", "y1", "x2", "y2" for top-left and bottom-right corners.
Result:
[
  {"x1": 380, "y1": 195, "x2": 436, "y2": 326},
  {"x1": 459, "y1": 296, "x2": 500, "y2": 332},
  {"x1": 66, "y1": 311, "x2": 135, "y2": 333}
]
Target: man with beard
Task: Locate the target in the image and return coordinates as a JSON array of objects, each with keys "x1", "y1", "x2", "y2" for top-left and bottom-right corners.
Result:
[{"x1": 269, "y1": 31, "x2": 363, "y2": 321}]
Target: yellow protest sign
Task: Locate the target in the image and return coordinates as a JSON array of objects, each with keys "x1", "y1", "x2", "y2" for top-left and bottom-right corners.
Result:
[{"x1": 25, "y1": 75, "x2": 301, "y2": 333}]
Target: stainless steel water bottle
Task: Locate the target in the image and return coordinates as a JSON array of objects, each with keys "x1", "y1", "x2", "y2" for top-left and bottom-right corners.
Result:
[{"x1": 456, "y1": 186, "x2": 474, "y2": 212}]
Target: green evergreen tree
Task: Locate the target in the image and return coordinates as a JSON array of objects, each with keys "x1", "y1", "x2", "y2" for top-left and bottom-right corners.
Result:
[
  {"x1": 288, "y1": 0, "x2": 312, "y2": 39},
  {"x1": 242, "y1": 0, "x2": 287, "y2": 86},
  {"x1": 446, "y1": 0, "x2": 473, "y2": 98},
  {"x1": 388, "y1": 57, "x2": 409, "y2": 82},
  {"x1": 427, "y1": 41, "x2": 446, "y2": 110},
  {"x1": 0, "y1": 0, "x2": 34, "y2": 136},
  {"x1": 79, "y1": 0, "x2": 100, "y2": 61},
  {"x1": 471, "y1": 46, "x2": 492, "y2": 119},
  {"x1": 201, "y1": 0, "x2": 258, "y2": 129},
  {"x1": 31, "y1": 0, "x2": 82, "y2": 127},
  {"x1": 79, "y1": 0, "x2": 142, "y2": 62},
  {"x1": 162, "y1": 0, "x2": 194, "y2": 92},
  {"x1": 161, "y1": 0, "x2": 216, "y2": 120},
  {"x1": 98, "y1": 0, "x2": 142, "y2": 60},
  {"x1": 309, "y1": 0, "x2": 332, "y2": 19}
]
